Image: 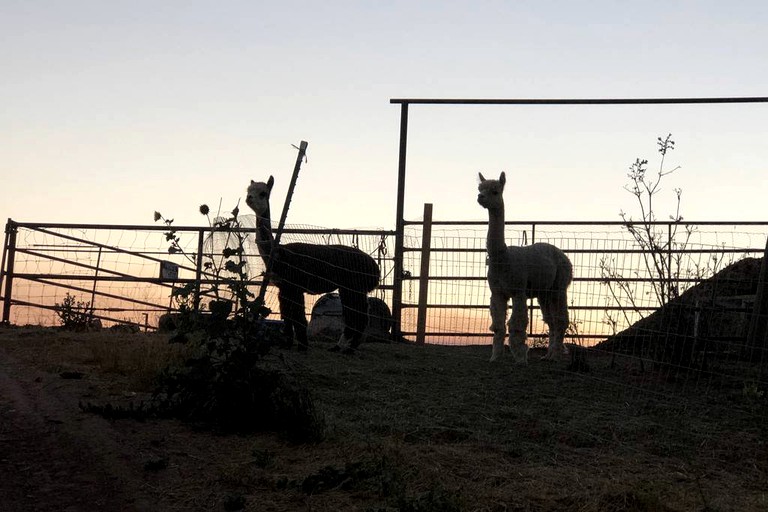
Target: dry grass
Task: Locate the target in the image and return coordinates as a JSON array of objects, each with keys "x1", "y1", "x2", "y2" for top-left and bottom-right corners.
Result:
[
  {"x1": 3, "y1": 327, "x2": 188, "y2": 392},
  {"x1": 1, "y1": 325, "x2": 766, "y2": 511}
]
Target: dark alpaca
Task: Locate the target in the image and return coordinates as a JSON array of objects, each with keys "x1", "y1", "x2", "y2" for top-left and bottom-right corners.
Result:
[{"x1": 246, "y1": 176, "x2": 380, "y2": 353}]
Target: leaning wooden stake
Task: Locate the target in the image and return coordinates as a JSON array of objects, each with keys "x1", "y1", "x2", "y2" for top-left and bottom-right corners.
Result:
[
  {"x1": 256, "y1": 141, "x2": 309, "y2": 305},
  {"x1": 274, "y1": 141, "x2": 309, "y2": 247}
]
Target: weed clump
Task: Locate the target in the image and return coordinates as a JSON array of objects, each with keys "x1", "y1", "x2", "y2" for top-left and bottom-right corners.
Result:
[
  {"x1": 154, "y1": 318, "x2": 325, "y2": 442},
  {"x1": 83, "y1": 299, "x2": 324, "y2": 442},
  {"x1": 54, "y1": 293, "x2": 94, "y2": 331},
  {"x1": 155, "y1": 202, "x2": 324, "y2": 442},
  {"x1": 83, "y1": 201, "x2": 325, "y2": 443}
]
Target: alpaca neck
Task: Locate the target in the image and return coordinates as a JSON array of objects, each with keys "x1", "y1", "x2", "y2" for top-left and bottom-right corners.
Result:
[
  {"x1": 486, "y1": 204, "x2": 508, "y2": 262},
  {"x1": 254, "y1": 206, "x2": 275, "y2": 265}
]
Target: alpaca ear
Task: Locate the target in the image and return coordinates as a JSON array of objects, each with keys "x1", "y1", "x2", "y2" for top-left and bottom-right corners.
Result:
[
  {"x1": 478, "y1": 172, "x2": 486, "y2": 182},
  {"x1": 499, "y1": 172, "x2": 506, "y2": 186},
  {"x1": 267, "y1": 175, "x2": 274, "y2": 190},
  {"x1": 250, "y1": 180, "x2": 255, "y2": 185}
]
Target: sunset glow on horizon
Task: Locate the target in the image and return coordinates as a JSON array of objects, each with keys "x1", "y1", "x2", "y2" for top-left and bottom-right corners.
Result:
[{"x1": 3, "y1": 2, "x2": 768, "y2": 235}]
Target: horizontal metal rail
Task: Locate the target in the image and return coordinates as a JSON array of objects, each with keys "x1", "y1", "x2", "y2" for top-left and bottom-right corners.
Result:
[
  {"x1": 10, "y1": 298, "x2": 157, "y2": 330},
  {"x1": 23, "y1": 276, "x2": 171, "y2": 311},
  {"x1": 404, "y1": 219, "x2": 768, "y2": 227},
  {"x1": 11, "y1": 221, "x2": 394, "y2": 237},
  {"x1": 403, "y1": 247, "x2": 766, "y2": 255},
  {"x1": 390, "y1": 96, "x2": 768, "y2": 105},
  {"x1": 8, "y1": 273, "x2": 265, "y2": 284},
  {"x1": 397, "y1": 331, "x2": 750, "y2": 343}
]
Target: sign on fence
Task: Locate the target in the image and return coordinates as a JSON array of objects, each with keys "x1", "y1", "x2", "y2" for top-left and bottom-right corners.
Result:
[{"x1": 159, "y1": 261, "x2": 179, "y2": 281}]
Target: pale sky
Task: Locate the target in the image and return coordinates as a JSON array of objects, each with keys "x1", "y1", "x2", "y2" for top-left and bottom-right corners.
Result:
[{"x1": 3, "y1": 1, "x2": 768, "y2": 232}]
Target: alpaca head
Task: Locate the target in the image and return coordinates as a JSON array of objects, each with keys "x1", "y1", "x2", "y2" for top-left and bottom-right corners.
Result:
[
  {"x1": 246, "y1": 176, "x2": 274, "y2": 217},
  {"x1": 477, "y1": 171, "x2": 506, "y2": 210}
]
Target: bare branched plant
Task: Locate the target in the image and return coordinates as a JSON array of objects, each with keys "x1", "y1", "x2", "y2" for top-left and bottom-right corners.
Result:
[
  {"x1": 601, "y1": 134, "x2": 731, "y2": 329},
  {"x1": 619, "y1": 134, "x2": 690, "y2": 306},
  {"x1": 601, "y1": 135, "x2": 689, "y2": 332}
]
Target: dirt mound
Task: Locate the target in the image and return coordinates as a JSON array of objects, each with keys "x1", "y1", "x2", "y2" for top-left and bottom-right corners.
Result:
[{"x1": 597, "y1": 257, "x2": 763, "y2": 362}]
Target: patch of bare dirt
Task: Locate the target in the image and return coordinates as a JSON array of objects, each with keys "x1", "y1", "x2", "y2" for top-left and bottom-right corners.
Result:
[
  {"x1": 0, "y1": 325, "x2": 766, "y2": 511},
  {"x1": 0, "y1": 328, "x2": 259, "y2": 511},
  {"x1": 0, "y1": 349, "x2": 152, "y2": 510}
]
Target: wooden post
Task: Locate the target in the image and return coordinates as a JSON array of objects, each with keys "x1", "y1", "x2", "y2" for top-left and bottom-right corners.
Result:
[
  {"x1": 415, "y1": 203, "x2": 433, "y2": 345},
  {"x1": 89, "y1": 246, "x2": 103, "y2": 318},
  {"x1": 1, "y1": 220, "x2": 18, "y2": 324},
  {"x1": 746, "y1": 236, "x2": 768, "y2": 364}
]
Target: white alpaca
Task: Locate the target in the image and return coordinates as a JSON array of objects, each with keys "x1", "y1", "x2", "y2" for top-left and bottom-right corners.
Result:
[{"x1": 477, "y1": 171, "x2": 573, "y2": 363}]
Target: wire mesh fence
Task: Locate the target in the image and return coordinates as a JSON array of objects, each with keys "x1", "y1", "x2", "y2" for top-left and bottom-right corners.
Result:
[
  {"x1": 3, "y1": 216, "x2": 768, "y2": 413},
  {"x1": 0, "y1": 219, "x2": 394, "y2": 330},
  {"x1": 397, "y1": 219, "x2": 768, "y2": 390},
  {"x1": 3, "y1": 217, "x2": 768, "y2": 378}
]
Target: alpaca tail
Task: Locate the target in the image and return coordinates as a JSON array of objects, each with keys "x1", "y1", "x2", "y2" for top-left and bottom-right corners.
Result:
[
  {"x1": 363, "y1": 259, "x2": 381, "y2": 293},
  {"x1": 329, "y1": 246, "x2": 380, "y2": 294},
  {"x1": 554, "y1": 250, "x2": 574, "y2": 290},
  {"x1": 356, "y1": 252, "x2": 381, "y2": 294}
]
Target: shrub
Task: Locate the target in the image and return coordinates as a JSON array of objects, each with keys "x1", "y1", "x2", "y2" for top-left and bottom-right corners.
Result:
[
  {"x1": 153, "y1": 310, "x2": 325, "y2": 442},
  {"x1": 84, "y1": 200, "x2": 325, "y2": 443},
  {"x1": 54, "y1": 293, "x2": 94, "y2": 331}
]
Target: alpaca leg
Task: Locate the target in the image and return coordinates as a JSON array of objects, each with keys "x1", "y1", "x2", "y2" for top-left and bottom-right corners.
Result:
[
  {"x1": 508, "y1": 296, "x2": 529, "y2": 364},
  {"x1": 278, "y1": 287, "x2": 308, "y2": 350},
  {"x1": 292, "y1": 293, "x2": 309, "y2": 351},
  {"x1": 334, "y1": 289, "x2": 369, "y2": 354},
  {"x1": 277, "y1": 287, "x2": 296, "y2": 347},
  {"x1": 489, "y1": 292, "x2": 508, "y2": 362},
  {"x1": 540, "y1": 291, "x2": 569, "y2": 360}
]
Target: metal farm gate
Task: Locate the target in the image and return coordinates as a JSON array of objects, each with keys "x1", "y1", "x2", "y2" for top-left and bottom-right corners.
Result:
[{"x1": 0, "y1": 220, "x2": 394, "y2": 331}]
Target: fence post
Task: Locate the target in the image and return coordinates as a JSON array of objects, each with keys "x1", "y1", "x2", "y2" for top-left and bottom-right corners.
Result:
[
  {"x1": 193, "y1": 229, "x2": 205, "y2": 312},
  {"x1": 746, "y1": 236, "x2": 768, "y2": 363},
  {"x1": 1, "y1": 220, "x2": 18, "y2": 324},
  {"x1": 90, "y1": 246, "x2": 103, "y2": 318},
  {"x1": 415, "y1": 203, "x2": 433, "y2": 345},
  {"x1": 528, "y1": 222, "x2": 535, "y2": 337},
  {"x1": 668, "y1": 222, "x2": 674, "y2": 301},
  {"x1": 391, "y1": 102, "x2": 409, "y2": 342}
]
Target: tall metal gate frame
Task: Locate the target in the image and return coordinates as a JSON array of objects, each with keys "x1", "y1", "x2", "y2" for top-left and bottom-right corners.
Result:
[{"x1": 388, "y1": 96, "x2": 768, "y2": 342}]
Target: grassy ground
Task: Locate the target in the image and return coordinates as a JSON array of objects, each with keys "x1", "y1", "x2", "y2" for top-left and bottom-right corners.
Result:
[{"x1": 0, "y1": 325, "x2": 766, "y2": 511}]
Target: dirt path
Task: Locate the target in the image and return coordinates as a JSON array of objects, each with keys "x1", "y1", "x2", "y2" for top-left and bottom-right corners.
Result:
[{"x1": 0, "y1": 352, "x2": 157, "y2": 511}]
